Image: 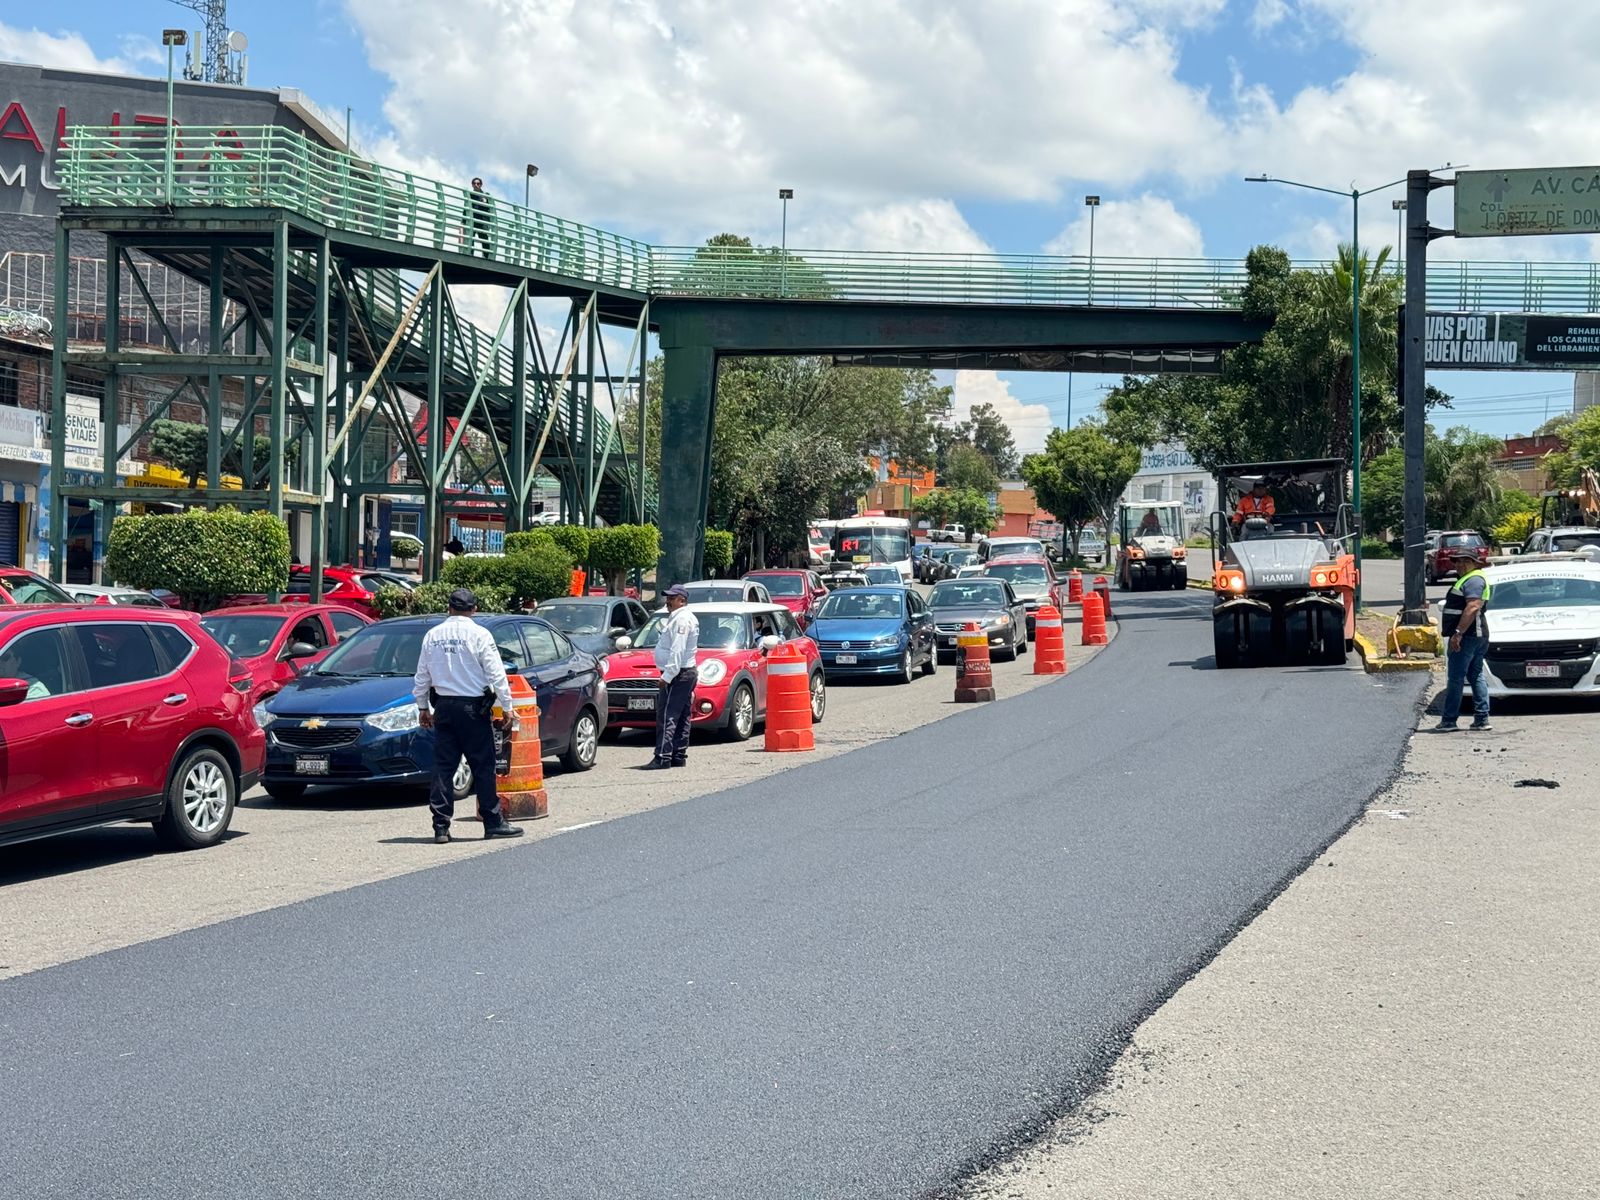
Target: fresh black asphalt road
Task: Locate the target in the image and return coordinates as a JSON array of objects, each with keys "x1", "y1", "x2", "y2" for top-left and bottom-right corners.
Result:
[{"x1": 0, "y1": 591, "x2": 1425, "y2": 1199}]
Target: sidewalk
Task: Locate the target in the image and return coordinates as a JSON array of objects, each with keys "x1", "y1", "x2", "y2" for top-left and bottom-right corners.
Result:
[{"x1": 961, "y1": 703, "x2": 1600, "y2": 1200}]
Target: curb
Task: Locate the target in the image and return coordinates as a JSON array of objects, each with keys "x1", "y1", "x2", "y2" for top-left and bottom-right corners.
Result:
[{"x1": 1353, "y1": 629, "x2": 1436, "y2": 673}]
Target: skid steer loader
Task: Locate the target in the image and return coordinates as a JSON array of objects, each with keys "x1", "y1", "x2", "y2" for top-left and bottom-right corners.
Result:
[
  {"x1": 1115, "y1": 500, "x2": 1189, "y2": 590},
  {"x1": 1210, "y1": 459, "x2": 1358, "y2": 668}
]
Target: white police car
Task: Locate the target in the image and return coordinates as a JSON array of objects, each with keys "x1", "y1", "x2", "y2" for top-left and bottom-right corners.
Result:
[{"x1": 1481, "y1": 557, "x2": 1600, "y2": 697}]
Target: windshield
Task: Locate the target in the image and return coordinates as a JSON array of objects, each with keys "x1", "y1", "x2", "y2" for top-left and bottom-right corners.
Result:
[
  {"x1": 988, "y1": 539, "x2": 1044, "y2": 559},
  {"x1": 1127, "y1": 508, "x2": 1183, "y2": 539},
  {"x1": 752, "y1": 574, "x2": 804, "y2": 597},
  {"x1": 0, "y1": 573, "x2": 73, "y2": 604},
  {"x1": 313, "y1": 623, "x2": 425, "y2": 677},
  {"x1": 986, "y1": 562, "x2": 1049, "y2": 588},
  {"x1": 930, "y1": 581, "x2": 1007, "y2": 608},
  {"x1": 200, "y1": 614, "x2": 283, "y2": 658},
  {"x1": 1493, "y1": 576, "x2": 1600, "y2": 608},
  {"x1": 947, "y1": 550, "x2": 977, "y2": 566},
  {"x1": 862, "y1": 566, "x2": 901, "y2": 585},
  {"x1": 536, "y1": 601, "x2": 608, "y2": 634},
  {"x1": 1552, "y1": 533, "x2": 1600, "y2": 552},
  {"x1": 835, "y1": 531, "x2": 910, "y2": 564},
  {"x1": 683, "y1": 584, "x2": 745, "y2": 603},
  {"x1": 632, "y1": 611, "x2": 748, "y2": 650},
  {"x1": 816, "y1": 591, "x2": 906, "y2": 620}
]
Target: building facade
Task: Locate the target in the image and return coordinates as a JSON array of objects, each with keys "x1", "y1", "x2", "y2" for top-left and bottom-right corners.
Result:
[{"x1": 1119, "y1": 443, "x2": 1215, "y2": 536}]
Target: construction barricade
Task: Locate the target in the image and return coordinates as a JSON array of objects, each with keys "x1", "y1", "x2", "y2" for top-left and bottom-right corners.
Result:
[
  {"x1": 763, "y1": 642, "x2": 815, "y2": 752},
  {"x1": 496, "y1": 674, "x2": 549, "y2": 819},
  {"x1": 955, "y1": 620, "x2": 996, "y2": 702},
  {"x1": 1080, "y1": 592, "x2": 1109, "y2": 646},
  {"x1": 1032, "y1": 604, "x2": 1068, "y2": 675}
]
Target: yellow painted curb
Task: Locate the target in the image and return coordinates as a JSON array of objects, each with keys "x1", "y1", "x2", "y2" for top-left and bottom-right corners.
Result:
[{"x1": 1353, "y1": 629, "x2": 1435, "y2": 673}]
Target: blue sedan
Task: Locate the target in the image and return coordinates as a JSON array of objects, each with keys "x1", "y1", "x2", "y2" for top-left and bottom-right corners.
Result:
[
  {"x1": 807, "y1": 586, "x2": 937, "y2": 683},
  {"x1": 255, "y1": 614, "x2": 606, "y2": 802}
]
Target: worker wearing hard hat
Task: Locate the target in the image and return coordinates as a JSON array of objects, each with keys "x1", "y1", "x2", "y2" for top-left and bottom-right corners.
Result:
[{"x1": 1232, "y1": 479, "x2": 1276, "y2": 528}]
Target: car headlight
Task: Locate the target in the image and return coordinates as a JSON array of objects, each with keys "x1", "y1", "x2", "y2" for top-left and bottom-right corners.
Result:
[
  {"x1": 252, "y1": 703, "x2": 275, "y2": 728},
  {"x1": 697, "y1": 659, "x2": 727, "y2": 685},
  {"x1": 366, "y1": 701, "x2": 420, "y2": 732},
  {"x1": 873, "y1": 634, "x2": 901, "y2": 648},
  {"x1": 989, "y1": 614, "x2": 1012, "y2": 628}
]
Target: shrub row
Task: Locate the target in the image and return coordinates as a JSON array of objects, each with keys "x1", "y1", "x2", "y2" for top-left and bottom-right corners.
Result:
[{"x1": 106, "y1": 509, "x2": 290, "y2": 610}]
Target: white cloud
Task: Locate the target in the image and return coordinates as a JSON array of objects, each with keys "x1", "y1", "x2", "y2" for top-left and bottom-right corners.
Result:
[
  {"x1": 798, "y1": 200, "x2": 993, "y2": 255},
  {"x1": 0, "y1": 21, "x2": 147, "y2": 73},
  {"x1": 1043, "y1": 193, "x2": 1206, "y2": 259},
  {"x1": 1249, "y1": 0, "x2": 1292, "y2": 34},
  {"x1": 952, "y1": 372, "x2": 1054, "y2": 455}
]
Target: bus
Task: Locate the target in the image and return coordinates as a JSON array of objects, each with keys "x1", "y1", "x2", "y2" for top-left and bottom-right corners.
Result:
[{"x1": 831, "y1": 516, "x2": 913, "y2": 582}]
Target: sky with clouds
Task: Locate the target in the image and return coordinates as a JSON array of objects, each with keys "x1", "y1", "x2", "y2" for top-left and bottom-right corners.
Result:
[{"x1": 8, "y1": 0, "x2": 1599, "y2": 451}]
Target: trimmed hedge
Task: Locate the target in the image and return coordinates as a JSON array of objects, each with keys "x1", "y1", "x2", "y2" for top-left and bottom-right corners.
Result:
[
  {"x1": 590, "y1": 524, "x2": 659, "y2": 593},
  {"x1": 503, "y1": 529, "x2": 557, "y2": 556},
  {"x1": 374, "y1": 582, "x2": 513, "y2": 618},
  {"x1": 1359, "y1": 537, "x2": 1399, "y2": 560},
  {"x1": 389, "y1": 533, "x2": 423, "y2": 562},
  {"x1": 543, "y1": 525, "x2": 592, "y2": 564},
  {"x1": 703, "y1": 529, "x2": 734, "y2": 575},
  {"x1": 439, "y1": 544, "x2": 574, "y2": 607},
  {"x1": 106, "y1": 508, "x2": 290, "y2": 610}
]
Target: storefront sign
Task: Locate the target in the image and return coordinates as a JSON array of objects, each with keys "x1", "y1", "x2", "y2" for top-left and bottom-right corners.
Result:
[{"x1": 0, "y1": 404, "x2": 40, "y2": 450}]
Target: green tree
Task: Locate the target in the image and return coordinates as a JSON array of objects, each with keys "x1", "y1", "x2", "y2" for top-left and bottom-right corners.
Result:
[
  {"x1": 949, "y1": 487, "x2": 997, "y2": 536},
  {"x1": 1540, "y1": 404, "x2": 1600, "y2": 487},
  {"x1": 911, "y1": 489, "x2": 956, "y2": 528},
  {"x1": 944, "y1": 442, "x2": 1000, "y2": 495},
  {"x1": 1020, "y1": 421, "x2": 1140, "y2": 561},
  {"x1": 148, "y1": 418, "x2": 300, "y2": 488},
  {"x1": 965, "y1": 402, "x2": 1019, "y2": 475},
  {"x1": 1426, "y1": 426, "x2": 1504, "y2": 532}
]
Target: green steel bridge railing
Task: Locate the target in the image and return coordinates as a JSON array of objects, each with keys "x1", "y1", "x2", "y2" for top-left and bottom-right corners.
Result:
[{"x1": 58, "y1": 124, "x2": 1600, "y2": 314}]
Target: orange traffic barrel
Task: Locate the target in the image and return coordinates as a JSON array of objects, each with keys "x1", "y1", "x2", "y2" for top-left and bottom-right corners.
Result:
[
  {"x1": 568, "y1": 568, "x2": 587, "y2": 597},
  {"x1": 1032, "y1": 604, "x2": 1068, "y2": 675},
  {"x1": 955, "y1": 620, "x2": 996, "y2": 702},
  {"x1": 763, "y1": 642, "x2": 815, "y2": 752},
  {"x1": 1080, "y1": 592, "x2": 1109, "y2": 646},
  {"x1": 1092, "y1": 576, "x2": 1112, "y2": 620},
  {"x1": 496, "y1": 673, "x2": 549, "y2": 819},
  {"x1": 1066, "y1": 569, "x2": 1084, "y2": 604}
]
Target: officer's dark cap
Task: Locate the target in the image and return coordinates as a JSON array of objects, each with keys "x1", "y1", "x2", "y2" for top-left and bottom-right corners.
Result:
[{"x1": 447, "y1": 587, "x2": 478, "y2": 611}]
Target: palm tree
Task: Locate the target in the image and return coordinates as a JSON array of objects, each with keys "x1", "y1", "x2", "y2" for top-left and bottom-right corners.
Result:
[
  {"x1": 1425, "y1": 427, "x2": 1503, "y2": 531},
  {"x1": 1307, "y1": 243, "x2": 1403, "y2": 467}
]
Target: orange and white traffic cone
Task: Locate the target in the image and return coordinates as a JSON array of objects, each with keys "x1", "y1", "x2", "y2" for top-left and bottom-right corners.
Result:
[
  {"x1": 763, "y1": 642, "x2": 815, "y2": 752},
  {"x1": 1032, "y1": 604, "x2": 1068, "y2": 675},
  {"x1": 497, "y1": 674, "x2": 549, "y2": 819}
]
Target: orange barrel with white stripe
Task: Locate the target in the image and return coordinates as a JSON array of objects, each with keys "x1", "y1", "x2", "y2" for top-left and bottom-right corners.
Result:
[
  {"x1": 1092, "y1": 576, "x2": 1112, "y2": 620},
  {"x1": 1080, "y1": 592, "x2": 1109, "y2": 646},
  {"x1": 1031, "y1": 604, "x2": 1068, "y2": 675},
  {"x1": 497, "y1": 673, "x2": 549, "y2": 819},
  {"x1": 955, "y1": 620, "x2": 995, "y2": 702},
  {"x1": 763, "y1": 642, "x2": 815, "y2": 752},
  {"x1": 1066, "y1": 569, "x2": 1084, "y2": 604}
]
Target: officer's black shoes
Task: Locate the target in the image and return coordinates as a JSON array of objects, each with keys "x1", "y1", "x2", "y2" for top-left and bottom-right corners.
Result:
[
  {"x1": 670, "y1": 760, "x2": 687, "y2": 768},
  {"x1": 483, "y1": 823, "x2": 525, "y2": 839},
  {"x1": 434, "y1": 830, "x2": 451, "y2": 844},
  {"x1": 641, "y1": 759, "x2": 673, "y2": 770},
  {"x1": 1470, "y1": 721, "x2": 1493, "y2": 731}
]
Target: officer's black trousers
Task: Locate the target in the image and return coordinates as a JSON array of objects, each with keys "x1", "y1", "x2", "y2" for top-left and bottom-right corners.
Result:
[{"x1": 429, "y1": 695, "x2": 504, "y2": 832}]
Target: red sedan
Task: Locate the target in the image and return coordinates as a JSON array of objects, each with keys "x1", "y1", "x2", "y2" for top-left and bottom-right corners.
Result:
[
  {"x1": 0, "y1": 566, "x2": 76, "y2": 605},
  {"x1": 743, "y1": 569, "x2": 831, "y2": 629},
  {"x1": 198, "y1": 603, "x2": 372, "y2": 702},
  {"x1": 220, "y1": 565, "x2": 415, "y2": 619},
  {"x1": 603, "y1": 602, "x2": 826, "y2": 741}
]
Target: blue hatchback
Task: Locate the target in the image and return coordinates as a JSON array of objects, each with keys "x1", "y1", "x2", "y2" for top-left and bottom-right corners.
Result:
[
  {"x1": 256, "y1": 614, "x2": 606, "y2": 802},
  {"x1": 807, "y1": 586, "x2": 937, "y2": 683}
]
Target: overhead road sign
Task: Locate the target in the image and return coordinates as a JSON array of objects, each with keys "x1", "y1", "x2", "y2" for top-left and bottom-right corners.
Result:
[
  {"x1": 1455, "y1": 166, "x2": 1600, "y2": 236},
  {"x1": 1423, "y1": 311, "x2": 1600, "y2": 370}
]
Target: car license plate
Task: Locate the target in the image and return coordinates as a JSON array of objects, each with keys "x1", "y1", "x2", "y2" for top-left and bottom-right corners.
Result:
[
  {"x1": 941, "y1": 636, "x2": 956, "y2": 646},
  {"x1": 295, "y1": 755, "x2": 329, "y2": 775},
  {"x1": 627, "y1": 696, "x2": 656, "y2": 711},
  {"x1": 836, "y1": 654, "x2": 858, "y2": 664},
  {"x1": 1526, "y1": 661, "x2": 1560, "y2": 679}
]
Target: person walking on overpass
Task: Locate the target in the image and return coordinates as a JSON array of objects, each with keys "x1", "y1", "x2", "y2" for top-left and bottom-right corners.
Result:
[
  {"x1": 645, "y1": 585, "x2": 699, "y2": 770},
  {"x1": 464, "y1": 177, "x2": 494, "y2": 257},
  {"x1": 413, "y1": 588, "x2": 524, "y2": 842},
  {"x1": 1433, "y1": 550, "x2": 1493, "y2": 732}
]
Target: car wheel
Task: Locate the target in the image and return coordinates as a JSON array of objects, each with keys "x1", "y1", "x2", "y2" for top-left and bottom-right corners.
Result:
[
  {"x1": 153, "y1": 746, "x2": 236, "y2": 850},
  {"x1": 725, "y1": 683, "x2": 756, "y2": 741},
  {"x1": 451, "y1": 757, "x2": 474, "y2": 803},
  {"x1": 264, "y1": 783, "x2": 307, "y2": 803},
  {"x1": 562, "y1": 707, "x2": 599, "y2": 772},
  {"x1": 1424, "y1": 563, "x2": 1434, "y2": 585},
  {"x1": 809, "y1": 671, "x2": 827, "y2": 723},
  {"x1": 897, "y1": 649, "x2": 914, "y2": 684},
  {"x1": 921, "y1": 647, "x2": 936, "y2": 675}
]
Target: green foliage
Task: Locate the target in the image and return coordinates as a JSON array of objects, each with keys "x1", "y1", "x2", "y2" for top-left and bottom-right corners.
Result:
[
  {"x1": 1494, "y1": 511, "x2": 1538, "y2": 546},
  {"x1": 1020, "y1": 422, "x2": 1141, "y2": 558},
  {"x1": 106, "y1": 508, "x2": 290, "y2": 610},
  {"x1": 389, "y1": 533, "x2": 422, "y2": 562},
  {"x1": 1540, "y1": 404, "x2": 1600, "y2": 486},
  {"x1": 383, "y1": 581, "x2": 512, "y2": 616},
  {"x1": 1185, "y1": 533, "x2": 1213, "y2": 548},
  {"x1": 911, "y1": 489, "x2": 956, "y2": 528},
  {"x1": 943, "y1": 442, "x2": 1000, "y2": 495},
  {"x1": 1359, "y1": 537, "x2": 1398, "y2": 560},
  {"x1": 964, "y1": 402, "x2": 1019, "y2": 475},
  {"x1": 543, "y1": 525, "x2": 592, "y2": 564},
  {"x1": 441, "y1": 544, "x2": 573, "y2": 607},
  {"x1": 503, "y1": 529, "x2": 556, "y2": 556},
  {"x1": 587, "y1": 525, "x2": 659, "y2": 593},
  {"x1": 148, "y1": 418, "x2": 300, "y2": 487},
  {"x1": 1362, "y1": 425, "x2": 1507, "y2": 536},
  {"x1": 703, "y1": 529, "x2": 734, "y2": 575},
  {"x1": 949, "y1": 488, "x2": 997, "y2": 536}
]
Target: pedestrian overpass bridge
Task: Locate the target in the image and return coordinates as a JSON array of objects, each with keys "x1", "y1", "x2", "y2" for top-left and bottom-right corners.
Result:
[{"x1": 53, "y1": 125, "x2": 1600, "y2": 583}]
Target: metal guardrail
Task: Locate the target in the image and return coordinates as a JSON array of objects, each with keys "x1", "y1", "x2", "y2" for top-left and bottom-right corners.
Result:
[{"x1": 58, "y1": 125, "x2": 1600, "y2": 318}]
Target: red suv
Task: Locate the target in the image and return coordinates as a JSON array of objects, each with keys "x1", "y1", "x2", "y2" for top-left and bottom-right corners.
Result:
[
  {"x1": 198, "y1": 603, "x2": 372, "y2": 702},
  {"x1": 221, "y1": 566, "x2": 415, "y2": 619},
  {"x1": 743, "y1": 570, "x2": 831, "y2": 629},
  {"x1": 0, "y1": 606, "x2": 265, "y2": 850},
  {"x1": 1426, "y1": 531, "x2": 1490, "y2": 584},
  {"x1": 0, "y1": 566, "x2": 76, "y2": 605}
]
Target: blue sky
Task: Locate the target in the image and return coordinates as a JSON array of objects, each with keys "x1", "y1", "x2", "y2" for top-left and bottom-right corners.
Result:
[{"x1": 14, "y1": 0, "x2": 1597, "y2": 447}]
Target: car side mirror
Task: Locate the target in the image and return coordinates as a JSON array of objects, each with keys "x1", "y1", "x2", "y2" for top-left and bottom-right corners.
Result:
[
  {"x1": 614, "y1": 635, "x2": 633, "y2": 650},
  {"x1": 759, "y1": 635, "x2": 780, "y2": 653},
  {"x1": 283, "y1": 641, "x2": 319, "y2": 660},
  {"x1": 608, "y1": 625, "x2": 628, "y2": 638},
  {"x1": 0, "y1": 677, "x2": 30, "y2": 706}
]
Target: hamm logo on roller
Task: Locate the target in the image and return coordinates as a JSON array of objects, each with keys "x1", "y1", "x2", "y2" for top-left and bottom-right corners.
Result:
[{"x1": 1261, "y1": 572, "x2": 1295, "y2": 583}]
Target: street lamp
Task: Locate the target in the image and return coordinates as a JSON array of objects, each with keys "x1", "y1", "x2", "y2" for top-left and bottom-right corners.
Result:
[
  {"x1": 1391, "y1": 199, "x2": 1407, "y2": 275},
  {"x1": 524, "y1": 163, "x2": 539, "y2": 208},
  {"x1": 778, "y1": 188, "x2": 794, "y2": 297},
  {"x1": 1084, "y1": 195, "x2": 1100, "y2": 305},
  {"x1": 161, "y1": 29, "x2": 187, "y2": 205}
]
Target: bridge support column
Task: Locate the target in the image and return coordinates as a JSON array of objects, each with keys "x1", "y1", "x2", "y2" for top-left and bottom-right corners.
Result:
[{"x1": 657, "y1": 343, "x2": 717, "y2": 587}]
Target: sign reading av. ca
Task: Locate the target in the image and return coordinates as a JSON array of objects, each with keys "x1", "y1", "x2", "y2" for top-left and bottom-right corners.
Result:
[
  {"x1": 1424, "y1": 311, "x2": 1600, "y2": 371},
  {"x1": 1454, "y1": 166, "x2": 1600, "y2": 237}
]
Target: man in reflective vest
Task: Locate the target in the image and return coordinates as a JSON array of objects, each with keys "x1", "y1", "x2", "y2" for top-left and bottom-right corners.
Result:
[
  {"x1": 1231, "y1": 479, "x2": 1276, "y2": 530},
  {"x1": 1433, "y1": 551, "x2": 1493, "y2": 732}
]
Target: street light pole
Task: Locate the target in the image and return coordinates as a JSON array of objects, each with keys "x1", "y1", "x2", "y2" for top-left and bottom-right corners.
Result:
[
  {"x1": 1392, "y1": 199, "x2": 1407, "y2": 275},
  {"x1": 778, "y1": 188, "x2": 794, "y2": 298},
  {"x1": 161, "y1": 30, "x2": 187, "y2": 205},
  {"x1": 524, "y1": 163, "x2": 539, "y2": 208},
  {"x1": 1084, "y1": 195, "x2": 1100, "y2": 305}
]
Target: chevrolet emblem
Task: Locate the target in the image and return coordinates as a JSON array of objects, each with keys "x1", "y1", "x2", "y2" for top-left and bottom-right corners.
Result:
[{"x1": 303, "y1": 718, "x2": 327, "y2": 731}]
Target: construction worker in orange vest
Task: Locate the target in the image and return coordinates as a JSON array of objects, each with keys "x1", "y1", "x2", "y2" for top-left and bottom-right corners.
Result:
[{"x1": 1232, "y1": 478, "x2": 1276, "y2": 529}]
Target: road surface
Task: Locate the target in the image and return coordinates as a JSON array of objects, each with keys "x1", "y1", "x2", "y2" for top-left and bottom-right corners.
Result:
[{"x1": 0, "y1": 590, "x2": 1425, "y2": 1199}]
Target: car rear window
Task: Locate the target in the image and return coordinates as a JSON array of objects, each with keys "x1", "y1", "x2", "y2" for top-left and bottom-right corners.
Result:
[
  {"x1": 201, "y1": 614, "x2": 283, "y2": 658},
  {"x1": 1441, "y1": 534, "x2": 1485, "y2": 548},
  {"x1": 753, "y1": 575, "x2": 804, "y2": 596},
  {"x1": 986, "y1": 562, "x2": 1048, "y2": 586}
]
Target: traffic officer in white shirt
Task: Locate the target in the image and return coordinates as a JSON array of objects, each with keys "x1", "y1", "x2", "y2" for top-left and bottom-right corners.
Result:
[
  {"x1": 646, "y1": 584, "x2": 699, "y2": 769},
  {"x1": 412, "y1": 588, "x2": 524, "y2": 843}
]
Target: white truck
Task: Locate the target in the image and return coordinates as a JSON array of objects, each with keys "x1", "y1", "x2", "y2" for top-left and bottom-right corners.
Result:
[{"x1": 929, "y1": 524, "x2": 968, "y2": 543}]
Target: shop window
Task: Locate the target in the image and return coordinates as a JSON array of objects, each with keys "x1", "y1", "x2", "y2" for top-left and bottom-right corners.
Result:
[{"x1": 0, "y1": 360, "x2": 17, "y2": 407}]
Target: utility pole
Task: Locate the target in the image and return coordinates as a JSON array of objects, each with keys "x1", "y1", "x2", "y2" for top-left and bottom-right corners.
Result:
[{"x1": 161, "y1": 30, "x2": 187, "y2": 205}]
